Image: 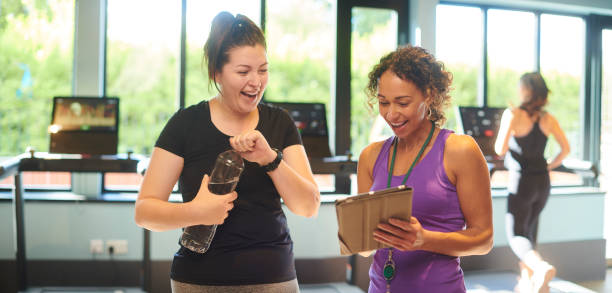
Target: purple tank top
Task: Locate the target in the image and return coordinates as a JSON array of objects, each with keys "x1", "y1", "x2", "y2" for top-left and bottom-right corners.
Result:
[{"x1": 368, "y1": 129, "x2": 466, "y2": 293}]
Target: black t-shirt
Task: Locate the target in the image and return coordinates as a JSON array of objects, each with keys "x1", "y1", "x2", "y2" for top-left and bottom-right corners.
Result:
[{"x1": 155, "y1": 100, "x2": 302, "y2": 285}]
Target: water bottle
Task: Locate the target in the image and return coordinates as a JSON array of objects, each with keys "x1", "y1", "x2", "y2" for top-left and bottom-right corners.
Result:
[{"x1": 180, "y1": 150, "x2": 244, "y2": 253}]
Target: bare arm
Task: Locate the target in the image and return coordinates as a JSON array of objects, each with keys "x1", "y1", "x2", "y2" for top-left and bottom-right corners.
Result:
[
  {"x1": 230, "y1": 130, "x2": 320, "y2": 218},
  {"x1": 494, "y1": 108, "x2": 514, "y2": 156},
  {"x1": 374, "y1": 135, "x2": 493, "y2": 256},
  {"x1": 267, "y1": 144, "x2": 320, "y2": 218},
  {"x1": 426, "y1": 134, "x2": 494, "y2": 256},
  {"x1": 134, "y1": 147, "x2": 237, "y2": 232},
  {"x1": 546, "y1": 114, "x2": 571, "y2": 170},
  {"x1": 357, "y1": 142, "x2": 381, "y2": 194}
]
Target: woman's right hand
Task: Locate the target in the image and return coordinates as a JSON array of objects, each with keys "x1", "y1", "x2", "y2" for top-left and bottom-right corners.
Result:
[{"x1": 189, "y1": 174, "x2": 237, "y2": 225}]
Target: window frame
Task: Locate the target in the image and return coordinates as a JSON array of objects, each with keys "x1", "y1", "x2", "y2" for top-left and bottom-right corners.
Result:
[
  {"x1": 439, "y1": 1, "x2": 607, "y2": 187},
  {"x1": 11, "y1": 1, "x2": 605, "y2": 193}
]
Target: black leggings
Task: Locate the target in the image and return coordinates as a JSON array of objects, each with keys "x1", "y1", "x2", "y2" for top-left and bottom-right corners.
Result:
[{"x1": 507, "y1": 171, "x2": 550, "y2": 247}]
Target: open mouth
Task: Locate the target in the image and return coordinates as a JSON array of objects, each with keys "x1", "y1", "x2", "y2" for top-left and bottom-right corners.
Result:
[
  {"x1": 389, "y1": 120, "x2": 408, "y2": 129},
  {"x1": 241, "y1": 91, "x2": 258, "y2": 99}
]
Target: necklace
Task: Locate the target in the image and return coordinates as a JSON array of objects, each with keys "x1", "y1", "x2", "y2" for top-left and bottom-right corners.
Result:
[{"x1": 383, "y1": 120, "x2": 435, "y2": 293}]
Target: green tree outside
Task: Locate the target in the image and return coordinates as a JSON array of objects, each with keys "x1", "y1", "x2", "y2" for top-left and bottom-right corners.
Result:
[
  {"x1": 0, "y1": 0, "x2": 584, "y2": 162},
  {"x1": 0, "y1": 0, "x2": 73, "y2": 156}
]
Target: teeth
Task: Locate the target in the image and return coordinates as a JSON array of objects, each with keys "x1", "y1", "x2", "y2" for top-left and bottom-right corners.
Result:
[{"x1": 390, "y1": 122, "x2": 406, "y2": 127}]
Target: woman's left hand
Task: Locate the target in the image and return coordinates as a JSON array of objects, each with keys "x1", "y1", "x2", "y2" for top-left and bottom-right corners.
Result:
[
  {"x1": 373, "y1": 217, "x2": 425, "y2": 251},
  {"x1": 229, "y1": 130, "x2": 277, "y2": 166}
]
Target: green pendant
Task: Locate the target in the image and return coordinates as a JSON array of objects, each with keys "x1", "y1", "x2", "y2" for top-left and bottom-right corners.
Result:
[{"x1": 383, "y1": 261, "x2": 395, "y2": 280}]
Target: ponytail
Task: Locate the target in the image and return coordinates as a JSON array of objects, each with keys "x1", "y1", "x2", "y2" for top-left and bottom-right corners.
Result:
[{"x1": 203, "y1": 12, "x2": 266, "y2": 93}]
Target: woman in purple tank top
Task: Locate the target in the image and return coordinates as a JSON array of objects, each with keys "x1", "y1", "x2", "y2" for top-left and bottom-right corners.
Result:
[{"x1": 357, "y1": 45, "x2": 493, "y2": 293}]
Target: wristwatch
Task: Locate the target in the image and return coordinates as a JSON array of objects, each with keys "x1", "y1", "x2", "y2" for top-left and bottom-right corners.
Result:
[{"x1": 262, "y1": 148, "x2": 282, "y2": 172}]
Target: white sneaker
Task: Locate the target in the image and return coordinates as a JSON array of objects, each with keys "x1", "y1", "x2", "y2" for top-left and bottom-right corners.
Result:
[{"x1": 532, "y1": 261, "x2": 556, "y2": 293}]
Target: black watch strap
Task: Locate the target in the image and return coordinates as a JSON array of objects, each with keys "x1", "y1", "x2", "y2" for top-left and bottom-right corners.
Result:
[{"x1": 263, "y1": 148, "x2": 282, "y2": 172}]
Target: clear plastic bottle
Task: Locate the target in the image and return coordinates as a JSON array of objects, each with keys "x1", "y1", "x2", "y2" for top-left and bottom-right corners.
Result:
[{"x1": 180, "y1": 150, "x2": 244, "y2": 253}]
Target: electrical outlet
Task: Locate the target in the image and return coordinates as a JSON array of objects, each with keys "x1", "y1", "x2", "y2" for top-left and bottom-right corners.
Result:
[
  {"x1": 90, "y1": 239, "x2": 104, "y2": 254},
  {"x1": 106, "y1": 239, "x2": 128, "y2": 254}
]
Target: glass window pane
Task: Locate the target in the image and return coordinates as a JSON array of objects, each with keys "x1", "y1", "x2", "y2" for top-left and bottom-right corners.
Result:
[
  {"x1": 104, "y1": 172, "x2": 143, "y2": 192},
  {"x1": 266, "y1": 0, "x2": 335, "y2": 192},
  {"x1": 0, "y1": 0, "x2": 74, "y2": 156},
  {"x1": 602, "y1": 29, "x2": 612, "y2": 195},
  {"x1": 106, "y1": 0, "x2": 180, "y2": 155},
  {"x1": 265, "y1": 0, "x2": 333, "y2": 105},
  {"x1": 601, "y1": 28, "x2": 612, "y2": 259},
  {"x1": 436, "y1": 4, "x2": 483, "y2": 131},
  {"x1": 487, "y1": 9, "x2": 536, "y2": 108},
  {"x1": 185, "y1": 1, "x2": 260, "y2": 107},
  {"x1": 540, "y1": 14, "x2": 585, "y2": 162},
  {"x1": 0, "y1": 171, "x2": 71, "y2": 190},
  {"x1": 351, "y1": 7, "x2": 398, "y2": 157},
  {"x1": 0, "y1": 0, "x2": 74, "y2": 189}
]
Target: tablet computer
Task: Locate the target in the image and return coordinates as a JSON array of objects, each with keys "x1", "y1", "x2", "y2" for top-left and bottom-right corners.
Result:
[{"x1": 335, "y1": 185, "x2": 413, "y2": 255}]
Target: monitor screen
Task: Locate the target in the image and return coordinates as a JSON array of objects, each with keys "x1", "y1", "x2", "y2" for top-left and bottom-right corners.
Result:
[
  {"x1": 456, "y1": 106, "x2": 505, "y2": 160},
  {"x1": 49, "y1": 97, "x2": 119, "y2": 155},
  {"x1": 267, "y1": 102, "x2": 332, "y2": 158},
  {"x1": 50, "y1": 97, "x2": 118, "y2": 132},
  {"x1": 270, "y1": 102, "x2": 328, "y2": 136}
]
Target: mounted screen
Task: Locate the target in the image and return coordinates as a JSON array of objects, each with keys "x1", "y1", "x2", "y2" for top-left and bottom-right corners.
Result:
[
  {"x1": 268, "y1": 102, "x2": 332, "y2": 158},
  {"x1": 456, "y1": 106, "x2": 505, "y2": 160},
  {"x1": 49, "y1": 96, "x2": 119, "y2": 155}
]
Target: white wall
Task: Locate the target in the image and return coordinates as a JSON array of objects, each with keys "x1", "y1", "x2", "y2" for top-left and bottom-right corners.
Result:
[{"x1": 0, "y1": 187, "x2": 604, "y2": 261}]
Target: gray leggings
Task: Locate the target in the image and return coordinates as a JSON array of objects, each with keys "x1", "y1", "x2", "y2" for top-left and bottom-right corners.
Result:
[{"x1": 171, "y1": 278, "x2": 300, "y2": 293}]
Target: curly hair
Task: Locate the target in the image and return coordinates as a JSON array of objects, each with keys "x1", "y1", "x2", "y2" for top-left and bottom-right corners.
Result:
[{"x1": 365, "y1": 45, "x2": 453, "y2": 126}]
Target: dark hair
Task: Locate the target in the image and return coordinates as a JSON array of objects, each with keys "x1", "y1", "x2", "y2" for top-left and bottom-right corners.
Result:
[
  {"x1": 365, "y1": 45, "x2": 452, "y2": 126},
  {"x1": 203, "y1": 12, "x2": 266, "y2": 92},
  {"x1": 519, "y1": 72, "x2": 549, "y2": 116}
]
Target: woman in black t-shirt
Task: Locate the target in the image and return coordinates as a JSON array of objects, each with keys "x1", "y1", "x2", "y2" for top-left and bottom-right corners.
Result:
[{"x1": 134, "y1": 12, "x2": 320, "y2": 293}]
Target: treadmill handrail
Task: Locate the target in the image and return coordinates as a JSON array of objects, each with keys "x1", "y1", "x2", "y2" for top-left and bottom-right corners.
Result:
[{"x1": 0, "y1": 153, "x2": 28, "y2": 181}]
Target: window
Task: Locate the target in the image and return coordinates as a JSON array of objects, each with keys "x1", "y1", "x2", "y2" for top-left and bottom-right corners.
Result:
[
  {"x1": 601, "y1": 28, "x2": 612, "y2": 259},
  {"x1": 266, "y1": 0, "x2": 335, "y2": 191},
  {"x1": 0, "y1": 0, "x2": 74, "y2": 189},
  {"x1": 0, "y1": 0, "x2": 74, "y2": 155},
  {"x1": 602, "y1": 29, "x2": 612, "y2": 195},
  {"x1": 436, "y1": 4, "x2": 483, "y2": 131},
  {"x1": 487, "y1": 9, "x2": 536, "y2": 108},
  {"x1": 540, "y1": 14, "x2": 585, "y2": 162},
  {"x1": 350, "y1": 7, "x2": 398, "y2": 157},
  {"x1": 185, "y1": 1, "x2": 260, "y2": 107},
  {"x1": 106, "y1": 0, "x2": 181, "y2": 156},
  {"x1": 105, "y1": 0, "x2": 182, "y2": 191},
  {"x1": 265, "y1": 0, "x2": 333, "y2": 106},
  {"x1": 436, "y1": 4, "x2": 589, "y2": 187}
]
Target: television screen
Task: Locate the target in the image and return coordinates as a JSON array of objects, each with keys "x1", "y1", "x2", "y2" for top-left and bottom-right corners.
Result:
[
  {"x1": 456, "y1": 106, "x2": 505, "y2": 160},
  {"x1": 268, "y1": 102, "x2": 332, "y2": 158},
  {"x1": 50, "y1": 97, "x2": 118, "y2": 132},
  {"x1": 49, "y1": 97, "x2": 119, "y2": 155}
]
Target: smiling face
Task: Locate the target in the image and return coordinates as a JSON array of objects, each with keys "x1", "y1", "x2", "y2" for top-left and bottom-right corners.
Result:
[
  {"x1": 216, "y1": 44, "x2": 268, "y2": 114},
  {"x1": 377, "y1": 70, "x2": 429, "y2": 138}
]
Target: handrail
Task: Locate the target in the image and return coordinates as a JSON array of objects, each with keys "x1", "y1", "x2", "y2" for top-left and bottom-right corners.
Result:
[
  {"x1": 555, "y1": 158, "x2": 599, "y2": 179},
  {"x1": 0, "y1": 153, "x2": 28, "y2": 181},
  {"x1": 3, "y1": 151, "x2": 149, "y2": 292},
  {"x1": 488, "y1": 157, "x2": 599, "y2": 180}
]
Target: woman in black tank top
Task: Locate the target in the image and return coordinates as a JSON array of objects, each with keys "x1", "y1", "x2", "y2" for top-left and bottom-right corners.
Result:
[{"x1": 495, "y1": 72, "x2": 570, "y2": 293}]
